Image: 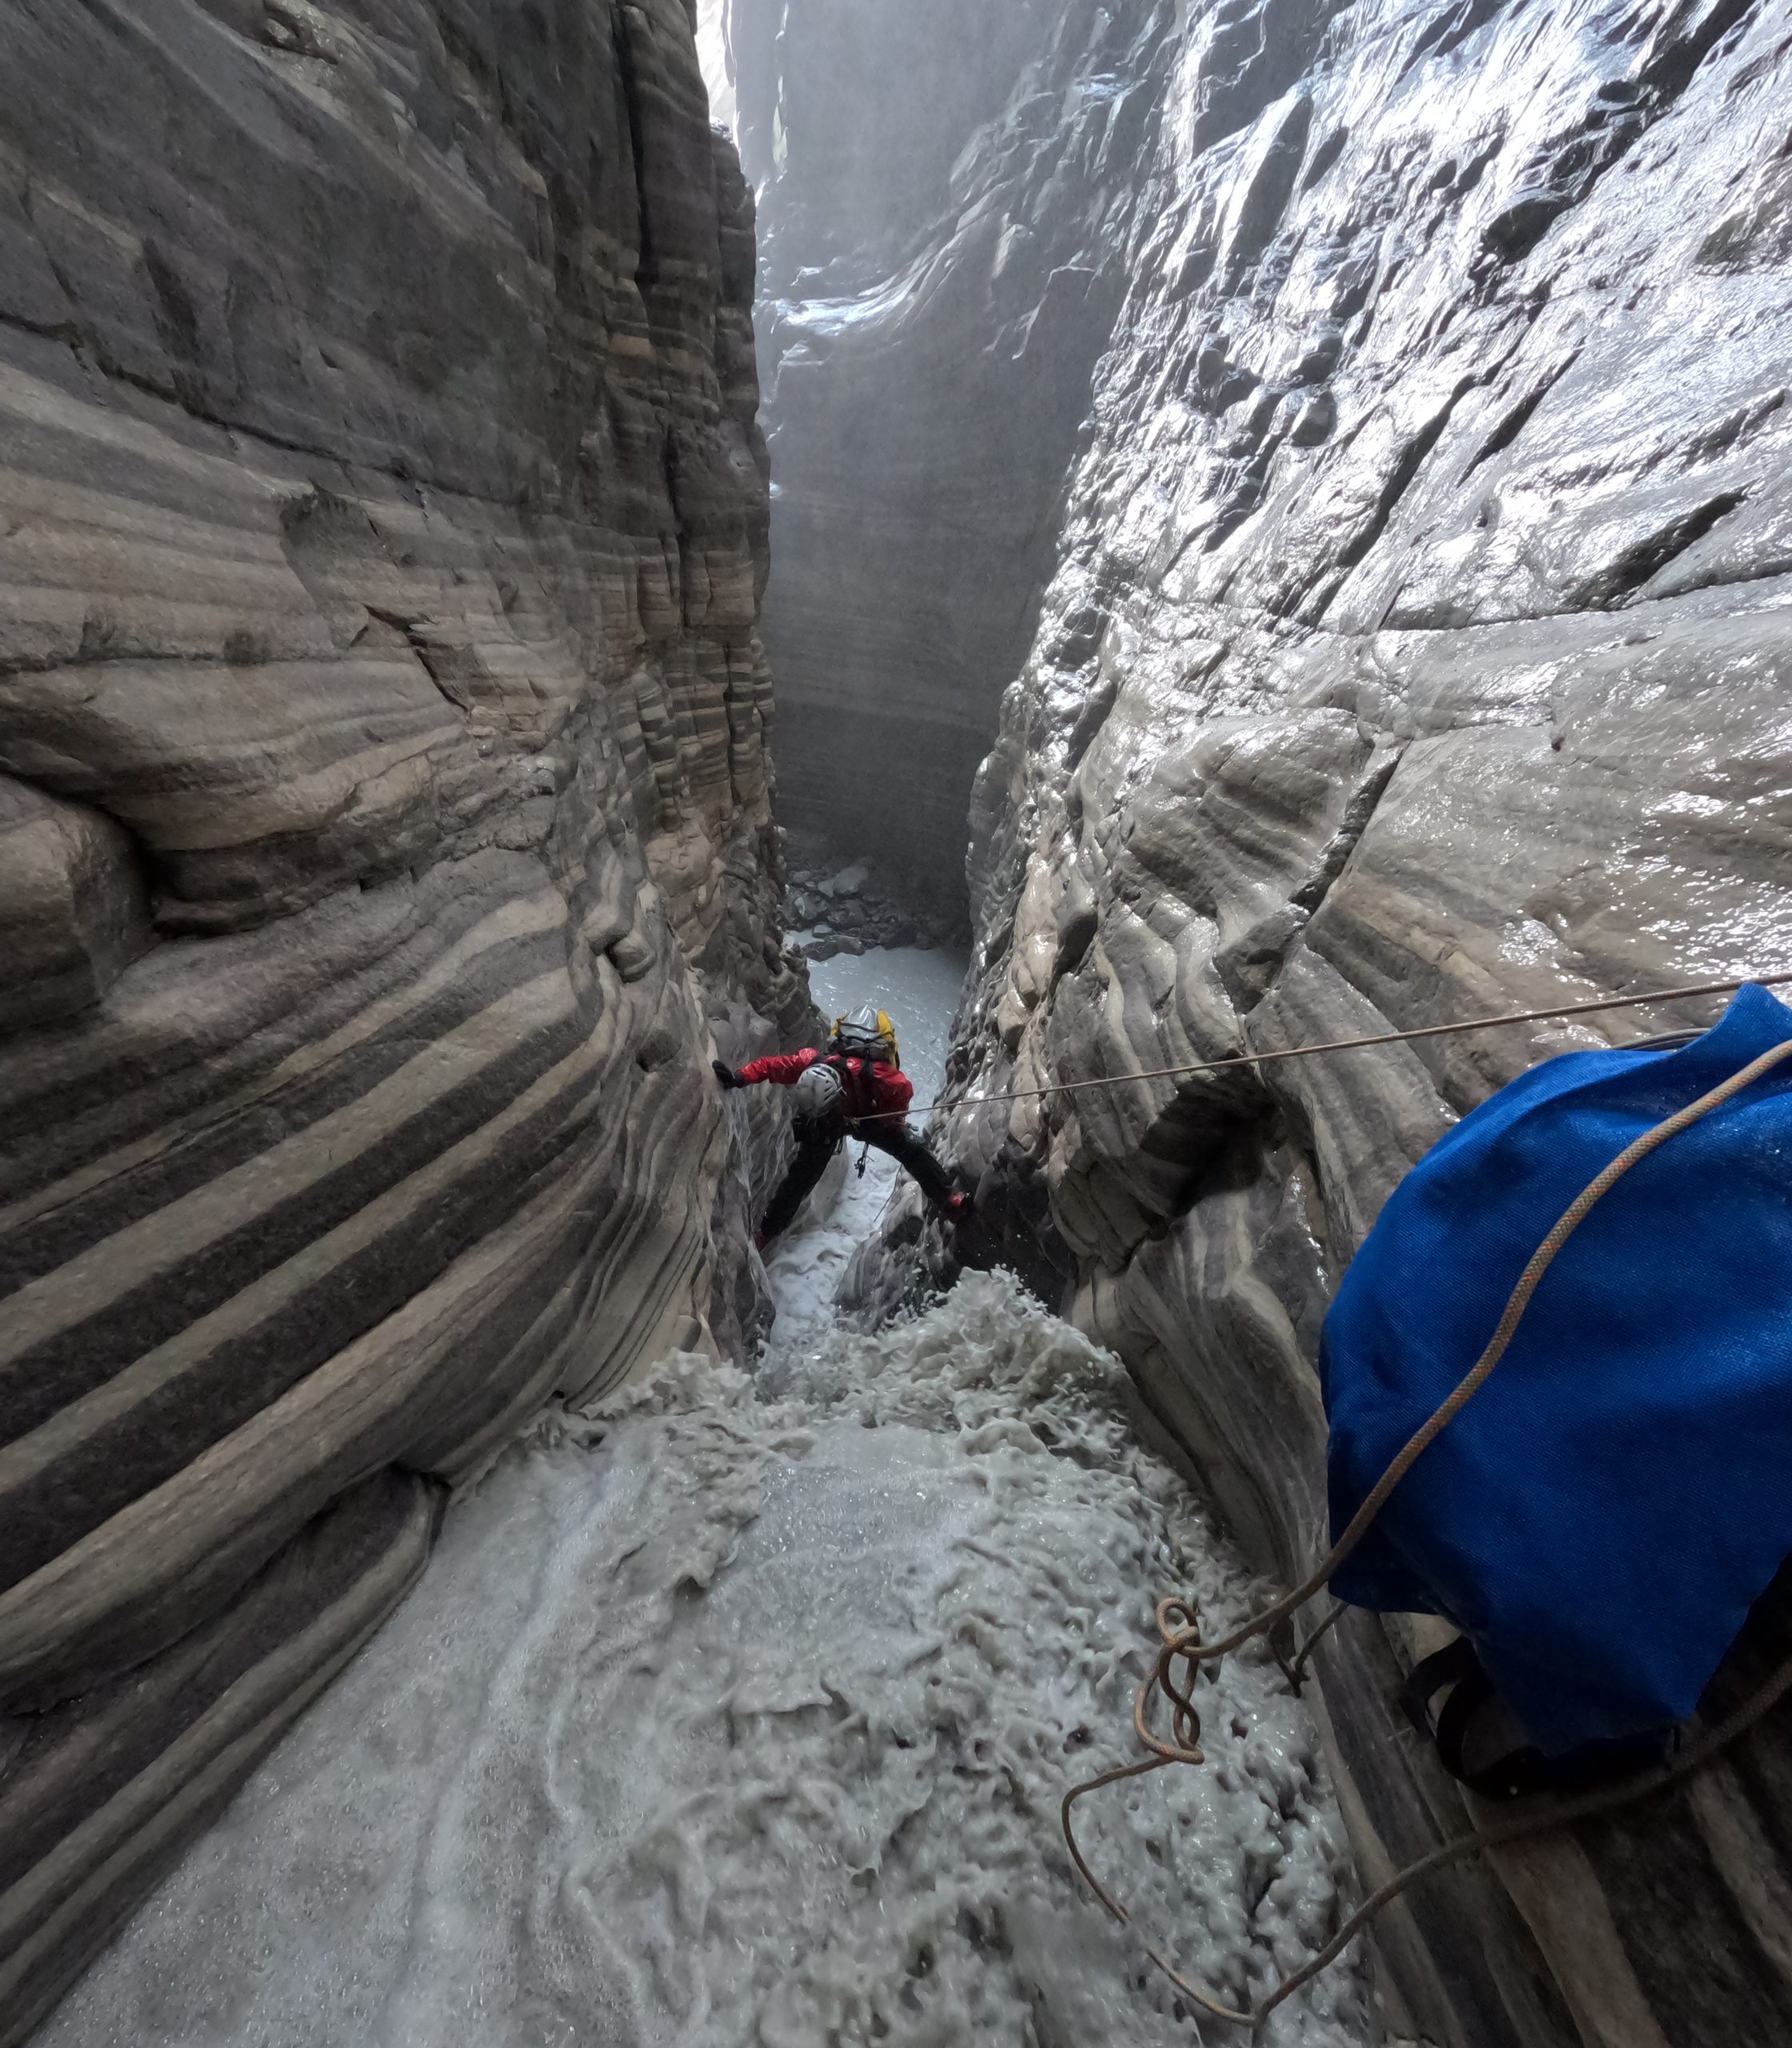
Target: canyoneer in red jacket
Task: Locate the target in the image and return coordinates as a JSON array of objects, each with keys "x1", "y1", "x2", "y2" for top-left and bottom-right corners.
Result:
[{"x1": 713, "y1": 1006, "x2": 970, "y2": 1249}]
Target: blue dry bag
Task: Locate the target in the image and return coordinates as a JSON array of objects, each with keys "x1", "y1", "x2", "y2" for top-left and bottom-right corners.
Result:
[{"x1": 1320, "y1": 982, "x2": 1792, "y2": 1757}]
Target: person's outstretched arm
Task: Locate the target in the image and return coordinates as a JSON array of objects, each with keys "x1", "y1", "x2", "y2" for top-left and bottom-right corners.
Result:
[{"x1": 714, "y1": 1049, "x2": 821, "y2": 1090}]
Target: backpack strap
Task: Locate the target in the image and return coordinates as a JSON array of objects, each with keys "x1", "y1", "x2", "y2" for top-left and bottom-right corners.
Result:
[
  {"x1": 826, "y1": 1054, "x2": 879, "y2": 1123},
  {"x1": 1401, "y1": 1638, "x2": 1560, "y2": 1800},
  {"x1": 1401, "y1": 1636, "x2": 1667, "y2": 1801},
  {"x1": 1398, "y1": 1635, "x2": 1480, "y2": 1738}
]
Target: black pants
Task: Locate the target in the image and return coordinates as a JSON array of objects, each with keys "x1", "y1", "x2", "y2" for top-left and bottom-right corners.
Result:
[{"x1": 759, "y1": 1115, "x2": 956, "y2": 1243}]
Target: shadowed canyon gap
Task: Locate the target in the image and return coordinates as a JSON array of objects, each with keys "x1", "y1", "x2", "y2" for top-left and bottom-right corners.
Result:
[
  {"x1": 3, "y1": 0, "x2": 1792, "y2": 2045},
  {"x1": 729, "y1": 0, "x2": 1792, "y2": 2044}
]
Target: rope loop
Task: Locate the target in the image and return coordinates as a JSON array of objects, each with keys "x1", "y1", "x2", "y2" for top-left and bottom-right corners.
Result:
[{"x1": 1063, "y1": 1029, "x2": 1792, "y2": 2030}]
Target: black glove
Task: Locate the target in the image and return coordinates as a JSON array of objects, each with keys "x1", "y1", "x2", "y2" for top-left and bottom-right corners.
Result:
[{"x1": 713, "y1": 1059, "x2": 745, "y2": 1090}]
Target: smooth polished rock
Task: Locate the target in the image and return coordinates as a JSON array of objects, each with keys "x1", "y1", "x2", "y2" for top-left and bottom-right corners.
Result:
[
  {"x1": 0, "y1": 777, "x2": 151, "y2": 1035},
  {"x1": 842, "y1": 1, "x2": 1792, "y2": 2042},
  {"x1": 0, "y1": 1472, "x2": 438, "y2": 2040},
  {"x1": 0, "y1": 2, "x2": 806, "y2": 2038}
]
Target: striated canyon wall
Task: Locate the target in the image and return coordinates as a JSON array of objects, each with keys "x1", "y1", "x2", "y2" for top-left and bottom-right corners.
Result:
[
  {"x1": 0, "y1": 1, "x2": 804, "y2": 2036},
  {"x1": 842, "y1": 0, "x2": 1792, "y2": 2042}
]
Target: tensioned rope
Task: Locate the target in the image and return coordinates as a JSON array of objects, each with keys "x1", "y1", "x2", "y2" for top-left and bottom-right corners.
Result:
[
  {"x1": 854, "y1": 969, "x2": 1792, "y2": 1122},
  {"x1": 1060, "y1": 1030, "x2": 1792, "y2": 2032}
]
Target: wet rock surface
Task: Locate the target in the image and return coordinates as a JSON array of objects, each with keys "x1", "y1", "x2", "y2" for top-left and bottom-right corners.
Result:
[
  {"x1": 0, "y1": 2, "x2": 806, "y2": 2036},
  {"x1": 834, "y1": 0, "x2": 1792, "y2": 2042},
  {"x1": 34, "y1": 1271, "x2": 1370, "y2": 2048}
]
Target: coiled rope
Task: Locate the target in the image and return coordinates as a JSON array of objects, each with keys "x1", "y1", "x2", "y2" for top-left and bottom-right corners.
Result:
[
  {"x1": 855, "y1": 967, "x2": 1792, "y2": 1123},
  {"x1": 1061, "y1": 1029, "x2": 1792, "y2": 2032}
]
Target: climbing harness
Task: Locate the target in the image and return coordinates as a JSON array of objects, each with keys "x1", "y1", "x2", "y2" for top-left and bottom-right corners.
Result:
[
  {"x1": 854, "y1": 967, "x2": 1792, "y2": 1122},
  {"x1": 1060, "y1": 1028, "x2": 1792, "y2": 2030}
]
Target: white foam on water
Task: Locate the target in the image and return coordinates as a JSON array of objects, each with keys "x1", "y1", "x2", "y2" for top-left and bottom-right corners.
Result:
[{"x1": 38, "y1": 952, "x2": 1367, "y2": 2048}]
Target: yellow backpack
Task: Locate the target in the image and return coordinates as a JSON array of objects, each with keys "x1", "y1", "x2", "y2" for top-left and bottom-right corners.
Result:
[{"x1": 830, "y1": 1006, "x2": 898, "y2": 1067}]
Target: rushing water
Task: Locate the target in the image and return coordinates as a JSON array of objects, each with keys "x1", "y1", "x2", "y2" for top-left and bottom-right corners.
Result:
[{"x1": 38, "y1": 952, "x2": 1365, "y2": 2048}]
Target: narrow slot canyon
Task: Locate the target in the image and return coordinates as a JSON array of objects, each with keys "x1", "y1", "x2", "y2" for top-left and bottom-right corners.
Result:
[
  {"x1": 3, "y1": 2, "x2": 1792, "y2": 2046},
  {"x1": 41, "y1": 950, "x2": 1362, "y2": 2046}
]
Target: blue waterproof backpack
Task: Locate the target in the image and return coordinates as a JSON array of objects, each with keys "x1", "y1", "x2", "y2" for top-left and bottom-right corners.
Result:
[{"x1": 1321, "y1": 983, "x2": 1792, "y2": 1765}]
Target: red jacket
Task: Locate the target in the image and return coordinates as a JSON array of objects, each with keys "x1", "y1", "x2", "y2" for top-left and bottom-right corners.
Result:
[{"x1": 737, "y1": 1047, "x2": 913, "y2": 1122}]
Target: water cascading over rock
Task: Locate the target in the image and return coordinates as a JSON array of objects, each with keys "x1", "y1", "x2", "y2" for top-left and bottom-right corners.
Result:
[
  {"x1": 0, "y1": 2, "x2": 809, "y2": 2036},
  {"x1": 738, "y1": 0, "x2": 1792, "y2": 2042}
]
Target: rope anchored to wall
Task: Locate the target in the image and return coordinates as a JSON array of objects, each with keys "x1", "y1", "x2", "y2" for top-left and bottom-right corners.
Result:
[
  {"x1": 1060, "y1": 1031, "x2": 1792, "y2": 2030},
  {"x1": 854, "y1": 967, "x2": 1792, "y2": 1123}
]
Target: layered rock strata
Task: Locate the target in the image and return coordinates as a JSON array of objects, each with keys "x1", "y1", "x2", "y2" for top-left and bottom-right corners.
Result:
[
  {"x1": 721, "y1": 0, "x2": 1180, "y2": 898},
  {"x1": 0, "y1": 1, "x2": 803, "y2": 2037},
  {"x1": 854, "y1": 0, "x2": 1792, "y2": 2042}
]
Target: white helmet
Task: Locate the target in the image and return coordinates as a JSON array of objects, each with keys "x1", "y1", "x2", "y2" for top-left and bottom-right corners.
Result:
[{"x1": 793, "y1": 1061, "x2": 844, "y2": 1118}]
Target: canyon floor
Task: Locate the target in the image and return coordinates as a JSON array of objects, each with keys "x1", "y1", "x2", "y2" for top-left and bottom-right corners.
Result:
[{"x1": 35, "y1": 954, "x2": 1366, "y2": 2048}]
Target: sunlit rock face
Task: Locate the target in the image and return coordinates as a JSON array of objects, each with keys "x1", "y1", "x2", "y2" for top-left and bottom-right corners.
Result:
[
  {"x1": 850, "y1": 0, "x2": 1792, "y2": 2041},
  {"x1": 722, "y1": 0, "x2": 1179, "y2": 901},
  {"x1": 0, "y1": 2, "x2": 806, "y2": 2035}
]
